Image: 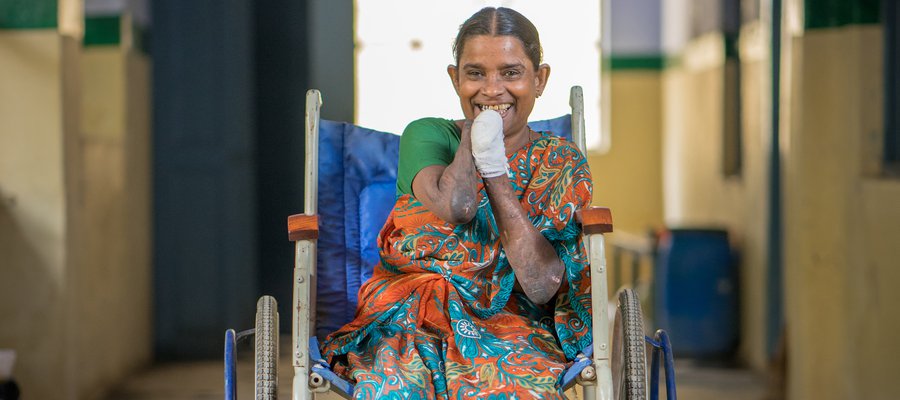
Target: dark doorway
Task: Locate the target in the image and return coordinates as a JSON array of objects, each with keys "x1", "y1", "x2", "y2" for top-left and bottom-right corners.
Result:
[
  {"x1": 152, "y1": 0, "x2": 310, "y2": 358},
  {"x1": 254, "y1": 0, "x2": 311, "y2": 335}
]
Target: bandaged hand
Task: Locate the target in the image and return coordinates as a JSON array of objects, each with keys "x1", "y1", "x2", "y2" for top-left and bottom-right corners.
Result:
[{"x1": 470, "y1": 110, "x2": 507, "y2": 178}]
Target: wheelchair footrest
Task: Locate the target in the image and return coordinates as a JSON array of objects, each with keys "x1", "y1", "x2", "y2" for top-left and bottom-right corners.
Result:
[
  {"x1": 309, "y1": 336, "x2": 355, "y2": 396},
  {"x1": 560, "y1": 342, "x2": 594, "y2": 389}
]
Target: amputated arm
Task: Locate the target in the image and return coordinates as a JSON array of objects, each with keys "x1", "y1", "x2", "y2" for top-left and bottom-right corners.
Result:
[
  {"x1": 484, "y1": 176, "x2": 564, "y2": 305},
  {"x1": 469, "y1": 110, "x2": 564, "y2": 304},
  {"x1": 411, "y1": 121, "x2": 480, "y2": 225}
]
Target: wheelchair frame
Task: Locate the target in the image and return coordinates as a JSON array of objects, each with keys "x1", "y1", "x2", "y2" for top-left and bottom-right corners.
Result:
[{"x1": 225, "y1": 86, "x2": 676, "y2": 400}]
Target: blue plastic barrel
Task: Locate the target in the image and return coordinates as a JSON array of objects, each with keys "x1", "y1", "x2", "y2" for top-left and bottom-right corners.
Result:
[{"x1": 654, "y1": 228, "x2": 738, "y2": 359}]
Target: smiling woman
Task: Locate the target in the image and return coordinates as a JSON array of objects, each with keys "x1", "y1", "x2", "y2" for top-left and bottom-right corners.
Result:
[{"x1": 320, "y1": 7, "x2": 595, "y2": 399}]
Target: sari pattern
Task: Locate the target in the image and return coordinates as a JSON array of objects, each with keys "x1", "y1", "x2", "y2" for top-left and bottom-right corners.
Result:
[{"x1": 322, "y1": 133, "x2": 593, "y2": 399}]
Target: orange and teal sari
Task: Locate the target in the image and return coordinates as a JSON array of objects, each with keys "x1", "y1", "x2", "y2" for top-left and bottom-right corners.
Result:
[{"x1": 322, "y1": 131, "x2": 593, "y2": 399}]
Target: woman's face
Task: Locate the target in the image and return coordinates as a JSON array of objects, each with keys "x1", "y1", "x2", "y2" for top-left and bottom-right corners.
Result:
[{"x1": 448, "y1": 35, "x2": 549, "y2": 138}]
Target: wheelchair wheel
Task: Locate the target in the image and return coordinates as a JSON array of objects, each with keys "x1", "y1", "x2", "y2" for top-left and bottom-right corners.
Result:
[
  {"x1": 255, "y1": 295, "x2": 279, "y2": 399},
  {"x1": 611, "y1": 288, "x2": 647, "y2": 400}
]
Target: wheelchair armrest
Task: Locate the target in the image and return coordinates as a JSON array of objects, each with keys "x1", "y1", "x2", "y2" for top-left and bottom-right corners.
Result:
[
  {"x1": 287, "y1": 214, "x2": 319, "y2": 241},
  {"x1": 576, "y1": 207, "x2": 613, "y2": 234}
]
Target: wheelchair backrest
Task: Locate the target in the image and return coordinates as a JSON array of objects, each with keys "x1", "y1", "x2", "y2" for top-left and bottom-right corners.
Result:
[{"x1": 314, "y1": 115, "x2": 573, "y2": 339}]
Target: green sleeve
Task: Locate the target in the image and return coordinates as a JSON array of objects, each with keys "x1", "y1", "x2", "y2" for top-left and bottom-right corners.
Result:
[{"x1": 396, "y1": 118, "x2": 461, "y2": 196}]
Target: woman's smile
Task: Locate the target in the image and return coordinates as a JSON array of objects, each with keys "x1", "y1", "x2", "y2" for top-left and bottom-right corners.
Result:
[{"x1": 476, "y1": 103, "x2": 513, "y2": 118}]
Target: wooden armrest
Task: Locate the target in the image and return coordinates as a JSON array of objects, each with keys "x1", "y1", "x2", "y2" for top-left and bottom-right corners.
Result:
[
  {"x1": 287, "y1": 214, "x2": 319, "y2": 241},
  {"x1": 576, "y1": 207, "x2": 613, "y2": 234}
]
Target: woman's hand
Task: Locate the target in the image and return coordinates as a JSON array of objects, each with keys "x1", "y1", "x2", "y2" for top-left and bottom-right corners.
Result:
[
  {"x1": 470, "y1": 110, "x2": 507, "y2": 178},
  {"x1": 411, "y1": 121, "x2": 480, "y2": 225}
]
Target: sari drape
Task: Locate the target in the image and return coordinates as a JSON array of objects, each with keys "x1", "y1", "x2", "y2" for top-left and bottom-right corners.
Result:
[{"x1": 322, "y1": 132, "x2": 593, "y2": 399}]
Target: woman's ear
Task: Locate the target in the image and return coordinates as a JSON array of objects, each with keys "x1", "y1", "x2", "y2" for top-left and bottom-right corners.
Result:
[
  {"x1": 535, "y1": 64, "x2": 551, "y2": 97},
  {"x1": 447, "y1": 65, "x2": 460, "y2": 94}
]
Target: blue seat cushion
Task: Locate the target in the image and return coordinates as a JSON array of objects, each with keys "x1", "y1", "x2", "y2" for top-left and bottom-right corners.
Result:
[
  {"x1": 529, "y1": 114, "x2": 572, "y2": 142},
  {"x1": 356, "y1": 182, "x2": 395, "y2": 296},
  {"x1": 314, "y1": 120, "x2": 400, "y2": 339}
]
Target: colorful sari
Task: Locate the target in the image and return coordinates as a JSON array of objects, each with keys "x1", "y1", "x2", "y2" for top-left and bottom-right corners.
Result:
[{"x1": 322, "y1": 131, "x2": 593, "y2": 399}]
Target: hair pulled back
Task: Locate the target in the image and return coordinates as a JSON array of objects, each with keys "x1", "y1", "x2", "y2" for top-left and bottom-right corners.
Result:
[{"x1": 452, "y1": 7, "x2": 543, "y2": 70}]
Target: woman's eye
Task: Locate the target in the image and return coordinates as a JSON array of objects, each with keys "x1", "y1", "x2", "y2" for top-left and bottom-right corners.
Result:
[
  {"x1": 467, "y1": 70, "x2": 484, "y2": 78},
  {"x1": 503, "y1": 70, "x2": 521, "y2": 78}
]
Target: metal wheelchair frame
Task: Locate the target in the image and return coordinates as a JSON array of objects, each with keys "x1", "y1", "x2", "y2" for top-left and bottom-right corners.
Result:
[{"x1": 225, "y1": 87, "x2": 676, "y2": 400}]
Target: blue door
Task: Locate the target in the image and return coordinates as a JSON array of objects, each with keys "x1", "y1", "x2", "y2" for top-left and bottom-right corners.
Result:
[{"x1": 152, "y1": 0, "x2": 257, "y2": 359}]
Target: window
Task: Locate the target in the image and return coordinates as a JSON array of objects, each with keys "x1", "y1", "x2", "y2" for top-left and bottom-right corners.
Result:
[
  {"x1": 688, "y1": 0, "x2": 743, "y2": 177},
  {"x1": 722, "y1": 0, "x2": 743, "y2": 177}
]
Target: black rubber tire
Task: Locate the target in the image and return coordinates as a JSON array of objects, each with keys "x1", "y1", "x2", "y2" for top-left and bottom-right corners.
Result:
[
  {"x1": 611, "y1": 288, "x2": 647, "y2": 400},
  {"x1": 255, "y1": 295, "x2": 279, "y2": 399}
]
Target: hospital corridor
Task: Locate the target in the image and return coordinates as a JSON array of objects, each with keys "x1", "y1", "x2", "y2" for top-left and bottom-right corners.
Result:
[{"x1": 1, "y1": 0, "x2": 898, "y2": 399}]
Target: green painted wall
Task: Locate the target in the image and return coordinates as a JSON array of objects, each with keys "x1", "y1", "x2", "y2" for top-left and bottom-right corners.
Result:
[
  {"x1": 0, "y1": 0, "x2": 56, "y2": 29},
  {"x1": 610, "y1": 55, "x2": 665, "y2": 71},
  {"x1": 805, "y1": 0, "x2": 880, "y2": 29},
  {"x1": 83, "y1": 15, "x2": 120, "y2": 46}
]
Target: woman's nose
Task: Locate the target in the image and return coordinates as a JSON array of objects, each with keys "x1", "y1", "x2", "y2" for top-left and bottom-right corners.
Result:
[{"x1": 480, "y1": 75, "x2": 504, "y2": 97}]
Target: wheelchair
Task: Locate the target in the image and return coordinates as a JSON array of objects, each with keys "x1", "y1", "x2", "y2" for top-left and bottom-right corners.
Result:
[{"x1": 225, "y1": 87, "x2": 677, "y2": 400}]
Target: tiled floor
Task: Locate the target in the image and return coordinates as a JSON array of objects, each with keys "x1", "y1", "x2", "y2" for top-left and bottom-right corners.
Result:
[{"x1": 107, "y1": 339, "x2": 767, "y2": 400}]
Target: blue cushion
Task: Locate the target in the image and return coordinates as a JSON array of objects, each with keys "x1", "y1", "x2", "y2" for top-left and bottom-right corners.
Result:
[
  {"x1": 356, "y1": 182, "x2": 395, "y2": 299},
  {"x1": 314, "y1": 120, "x2": 400, "y2": 339},
  {"x1": 529, "y1": 114, "x2": 572, "y2": 142}
]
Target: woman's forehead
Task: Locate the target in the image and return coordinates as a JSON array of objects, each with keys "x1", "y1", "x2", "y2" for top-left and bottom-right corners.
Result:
[{"x1": 458, "y1": 35, "x2": 530, "y2": 66}]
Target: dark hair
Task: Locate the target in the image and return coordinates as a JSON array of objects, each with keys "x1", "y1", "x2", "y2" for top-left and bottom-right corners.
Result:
[{"x1": 452, "y1": 7, "x2": 543, "y2": 70}]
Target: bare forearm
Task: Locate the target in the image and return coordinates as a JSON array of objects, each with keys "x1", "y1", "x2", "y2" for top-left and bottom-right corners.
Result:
[
  {"x1": 413, "y1": 123, "x2": 479, "y2": 225},
  {"x1": 437, "y1": 142, "x2": 479, "y2": 222},
  {"x1": 484, "y1": 176, "x2": 564, "y2": 304}
]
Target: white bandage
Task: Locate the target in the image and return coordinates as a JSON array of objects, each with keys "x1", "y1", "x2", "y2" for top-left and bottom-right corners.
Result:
[{"x1": 470, "y1": 110, "x2": 507, "y2": 178}]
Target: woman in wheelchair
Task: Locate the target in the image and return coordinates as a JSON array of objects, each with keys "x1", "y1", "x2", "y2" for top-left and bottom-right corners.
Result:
[{"x1": 322, "y1": 7, "x2": 593, "y2": 399}]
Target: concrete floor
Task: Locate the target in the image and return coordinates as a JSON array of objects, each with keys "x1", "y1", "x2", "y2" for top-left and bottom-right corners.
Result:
[{"x1": 107, "y1": 338, "x2": 767, "y2": 400}]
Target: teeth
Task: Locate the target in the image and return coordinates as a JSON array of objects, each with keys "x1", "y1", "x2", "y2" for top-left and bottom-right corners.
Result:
[{"x1": 480, "y1": 104, "x2": 512, "y2": 111}]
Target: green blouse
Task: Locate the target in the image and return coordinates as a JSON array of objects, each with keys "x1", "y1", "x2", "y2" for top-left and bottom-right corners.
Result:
[{"x1": 396, "y1": 117, "x2": 461, "y2": 196}]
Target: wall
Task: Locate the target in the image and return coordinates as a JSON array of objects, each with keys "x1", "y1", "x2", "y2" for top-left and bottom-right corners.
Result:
[
  {"x1": 0, "y1": 27, "x2": 72, "y2": 400},
  {"x1": 309, "y1": 0, "x2": 353, "y2": 122},
  {"x1": 660, "y1": 2, "x2": 900, "y2": 397},
  {"x1": 588, "y1": 70, "x2": 664, "y2": 236},
  {"x1": 582, "y1": 0, "x2": 665, "y2": 295},
  {"x1": 72, "y1": 13, "x2": 153, "y2": 398},
  {"x1": 660, "y1": 23, "x2": 771, "y2": 369},
  {"x1": 785, "y1": 24, "x2": 900, "y2": 400},
  {"x1": 0, "y1": 2, "x2": 153, "y2": 398}
]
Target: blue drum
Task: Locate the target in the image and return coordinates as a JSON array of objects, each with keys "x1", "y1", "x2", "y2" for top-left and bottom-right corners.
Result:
[{"x1": 654, "y1": 228, "x2": 739, "y2": 359}]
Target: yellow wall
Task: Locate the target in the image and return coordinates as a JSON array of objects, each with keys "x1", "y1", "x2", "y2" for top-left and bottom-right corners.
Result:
[
  {"x1": 71, "y1": 39, "x2": 153, "y2": 399},
  {"x1": 660, "y1": 17, "x2": 900, "y2": 398},
  {"x1": 661, "y1": 24, "x2": 771, "y2": 370},
  {"x1": 587, "y1": 69, "x2": 664, "y2": 293},
  {"x1": 0, "y1": 14, "x2": 152, "y2": 400},
  {"x1": 0, "y1": 29, "x2": 72, "y2": 400},
  {"x1": 588, "y1": 71, "x2": 664, "y2": 235},
  {"x1": 785, "y1": 25, "x2": 900, "y2": 400}
]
